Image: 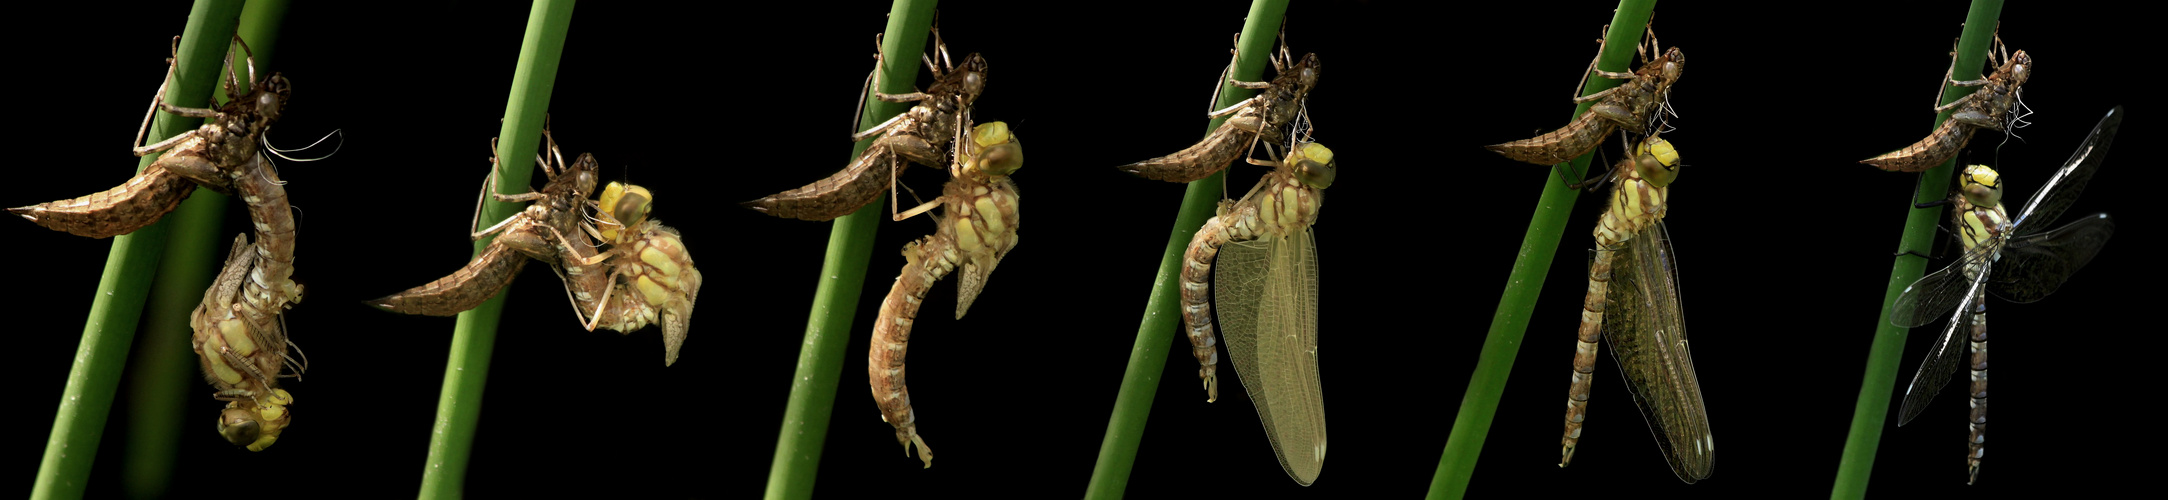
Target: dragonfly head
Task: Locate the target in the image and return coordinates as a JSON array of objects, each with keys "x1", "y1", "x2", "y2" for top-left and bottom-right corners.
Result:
[
  {"x1": 597, "y1": 182, "x2": 653, "y2": 241},
  {"x1": 1634, "y1": 136, "x2": 1681, "y2": 188},
  {"x1": 1291, "y1": 142, "x2": 1335, "y2": 189},
  {"x1": 255, "y1": 73, "x2": 291, "y2": 124},
  {"x1": 969, "y1": 121, "x2": 1023, "y2": 177},
  {"x1": 1960, "y1": 164, "x2": 2002, "y2": 208},
  {"x1": 216, "y1": 389, "x2": 292, "y2": 452},
  {"x1": 569, "y1": 153, "x2": 601, "y2": 198},
  {"x1": 1657, "y1": 47, "x2": 1685, "y2": 83},
  {"x1": 2004, "y1": 50, "x2": 2032, "y2": 87},
  {"x1": 954, "y1": 53, "x2": 988, "y2": 104},
  {"x1": 1294, "y1": 53, "x2": 1321, "y2": 94}
]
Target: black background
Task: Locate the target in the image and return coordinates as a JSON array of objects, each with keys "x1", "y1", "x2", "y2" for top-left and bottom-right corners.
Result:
[{"x1": 5, "y1": 1, "x2": 2151, "y2": 498}]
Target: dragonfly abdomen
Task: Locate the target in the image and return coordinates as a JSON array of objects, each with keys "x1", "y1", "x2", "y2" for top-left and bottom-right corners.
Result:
[
  {"x1": 1563, "y1": 247, "x2": 1614, "y2": 466},
  {"x1": 1121, "y1": 122, "x2": 1256, "y2": 183},
  {"x1": 1180, "y1": 214, "x2": 1238, "y2": 402},
  {"x1": 1863, "y1": 118, "x2": 1978, "y2": 172},
  {"x1": 8, "y1": 163, "x2": 200, "y2": 238},
  {"x1": 1486, "y1": 111, "x2": 1617, "y2": 166},
  {"x1": 870, "y1": 235, "x2": 957, "y2": 467}
]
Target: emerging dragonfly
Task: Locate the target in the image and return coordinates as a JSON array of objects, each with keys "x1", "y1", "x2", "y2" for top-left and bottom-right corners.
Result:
[
  {"x1": 370, "y1": 128, "x2": 599, "y2": 318},
  {"x1": 10, "y1": 36, "x2": 294, "y2": 240},
  {"x1": 12, "y1": 36, "x2": 312, "y2": 451},
  {"x1": 1862, "y1": 35, "x2": 2031, "y2": 173},
  {"x1": 868, "y1": 120, "x2": 1022, "y2": 468},
  {"x1": 1118, "y1": 34, "x2": 1318, "y2": 183},
  {"x1": 1557, "y1": 136, "x2": 1713, "y2": 483},
  {"x1": 559, "y1": 180, "x2": 704, "y2": 366},
  {"x1": 742, "y1": 28, "x2": 988, "y2": 222},
  {"x1": 1177, "y1": 137, "x2": 1335, "y2": 485},
  {"x1": 1488, "y1": 26, "x2": 1683, "y2": 168},
  {"x1": 1889, "y1": 106, "x2": 2120, "y2": 484}
]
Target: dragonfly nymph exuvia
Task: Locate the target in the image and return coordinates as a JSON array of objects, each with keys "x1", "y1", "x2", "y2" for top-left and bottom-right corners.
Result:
[{"x1": 1889, "y1": 106, "x2": 2120, "y2": 484}]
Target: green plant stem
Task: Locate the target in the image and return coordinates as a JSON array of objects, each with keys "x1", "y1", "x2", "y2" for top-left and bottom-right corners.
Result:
[
  {"x1": 418, "y1": 1, "x2": 575, "y2": 498},
  {"x1": 1831, "y1": 2, "x2": 2002, "y2": 497},
  {"x1": 1425, "y1": 2, "x2": 1654, "y2": 498},
  {"x1": 121, "y1": 3, "x2": 288, "y2": 497},
  {"x1": 1082, "y1": 1, "x2": 1287, "y2": 497},
  {"x1": 30, "y1": 3, "x2": 243, "y2": 499},
  {"x1": 763, "y1": 2, "x2": 936, "y2": 498}
]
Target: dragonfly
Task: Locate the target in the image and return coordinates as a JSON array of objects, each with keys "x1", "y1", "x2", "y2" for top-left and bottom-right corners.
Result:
[
  {"x1": 866, "y1": 120, "x2": 1021, "y2": 468},
  {"x1": 369, "y1": 126, "x2": 600, "y2": 318},
  {"x1": 1862, "y1": 35, "x2": 2031, "y2": 173},
  {"x1": 557, "y1": 179, "x2": 705, "y2": 366},
  {"x1": 192, "y1": 233, "x2": 304, "y2": 451},
  {"x1": 1488, "y1": 26, "x2": 1683, "y2": 169},
  {"x1": 1556, "y1": 136, "x2": 1713, "y2": 483},
  {"x1": 742, "y1": 28, "x2": 988, "y2": 222},
  {"x1": 17, "y1": 35, "x2": 314, "y2": 451},
  {"x1": 10, "y1": 35, "x2": 295, "y2": 240},
  {"x1": 1889, "y1": 106, "x2": 2120, "y2": 484},
  {"x1": 1118, "y1": 34, "x2": 1318, "y2": 184},
  {"x1": 1176, "y1": 137, "x2": 1334, "y2": 485}
]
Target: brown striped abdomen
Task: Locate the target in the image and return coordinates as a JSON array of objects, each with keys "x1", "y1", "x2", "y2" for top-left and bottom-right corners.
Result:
[
  {"x1": 742, "y1": 142, "x2": 908, "y2": 221},
  {"x1": 1120, "y1": 121, "x2": 1257, "y2": 183},
  {"x1": 9, "y1": 164, "x2": 198, "y2": 238},
  {"x1": 234, "y1": 153, "x2": 302, "y2": 326},
  {"x1": 1180, "y1": 215, "x2": 1233, "y2": 402},
  {"x1": 368, "y1": 242, "x2": 529, "y2": 316},
  {"x1": 870, "y1": 235, "x2": 956, "y2": 467},
  {"x1": 1563, "y1": 247, "x2": 1614, "y2": 467},
  {"x1": 1965, "y1": 293, "x2": 1988, "y2": 484},
  {"x1": 1487, "y1": 112, "x2": 1617, "y2": 166},
  {"x1": 1863, "y1": 119, "x2": 1977, "y2": 172}
]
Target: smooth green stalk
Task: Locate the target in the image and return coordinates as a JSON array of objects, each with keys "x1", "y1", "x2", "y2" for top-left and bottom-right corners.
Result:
[
  {"x1": 1831, "y1": 2, "x2": 2002, "y2": 497},
  {"x1": 122, "y1": 3, "x2": 288, "y2": 497},
  {"x1": 1425, "y1": 2, "x2": 1654, "y2": 498},
  {"x1": 418, "y1": 2, "x2": 574, "y2": 498},
  {"x1": 30, "y1": 3, "x2": 242, "y2": 499},
  {"x1": 763, "y1": 3, "x2": 935, "y2": 498},
  {"x1": 1082, "y1": 1, "x2": 1287, "y2": 497}
]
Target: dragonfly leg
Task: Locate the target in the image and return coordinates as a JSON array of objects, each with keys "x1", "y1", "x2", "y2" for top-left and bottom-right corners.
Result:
[
  {"x1": 1207, "y1": 95, "x2": 1262, "y2": 120},
  {"x1": 849, "y1": 112, "x2": 911, "y2": 142}
]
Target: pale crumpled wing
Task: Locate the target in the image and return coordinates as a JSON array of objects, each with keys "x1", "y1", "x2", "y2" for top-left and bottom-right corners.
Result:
[
  {"x1": 1604, "y1": 222, "x2": 1714, "y2": 483},
  {"x1": 1215, "y1": 230, "x2": 1326, "y2": 486}
]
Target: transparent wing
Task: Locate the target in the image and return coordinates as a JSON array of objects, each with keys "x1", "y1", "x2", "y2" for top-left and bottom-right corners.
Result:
[
  {"x1": 1897, "y1": 285, "x2": 1981, "y2": 426},
  {"x1": 2009, "y1": 106, "x2": 2120, "y2": 230},
  {"x1": 1215, "y1": 230, "x2": 1327, "y2": 486},
  {"x1": 1603, "y1": 222, "x2": 1715, "y2": 483},
  {"x1": 1988, "y1": 213, "x2": 2114, "y2": 304},
  {"x1": 1890, "y1": 245, "x2": 1993, "y2": 328}
]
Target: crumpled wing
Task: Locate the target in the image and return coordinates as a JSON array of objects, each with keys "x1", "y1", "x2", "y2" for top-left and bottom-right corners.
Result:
[
  {"x1": 1988, "y1": 213, "x2": 2113, "y2": 304},
  {"x1": 1897, "y1": 282, "x2": 1982, "y2": 426},
  {"x1": 1215, "y1": 230, "x2": 1326, "y2": 486},
  {"x1": 955, "y1": 259, "x2": 992, "y2": 320},
  {"x1": 1603, "y1": 222, "x2": 1714, "y2": 483}
]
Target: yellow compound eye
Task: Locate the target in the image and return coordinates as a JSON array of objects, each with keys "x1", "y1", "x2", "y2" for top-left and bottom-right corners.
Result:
[
  {"x1": 1962, "y1": 165, "x2": 2003, "y2": 207},
  {"x1": 597, "y1": 182, "x2": 654, "y2": 241},
  {"x1": 1292, "y1": 142, "x2": 1336, "y2": 189},
  {"x1": 971, "y1": 122, "x2": 1023, "y2": 176},
  {"x1": 1634, "y1": 137, "x2": 1681, "y2": 188}
]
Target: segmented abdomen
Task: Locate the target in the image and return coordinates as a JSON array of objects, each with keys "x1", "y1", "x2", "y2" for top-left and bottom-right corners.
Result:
[
  {"x1": 1487, "y1": 111, "x2": 1618, "y2": 166},
  {"x1": 369, "y1": 243, "x2": 529, "y2": 316},
  {"x1": 1563, "y1": 246, "x2": 1615, "y2": 465},
  {"x1": 742, "y1": 142, "x2": 904, "y2": 221},
  {"x1": 1180, "y1": 214, "x2": 1239, "y2": 402},
  {"x1": 1863, "y1": 118, "x2": 1977, "y2": 172},
  {"x1": 1121, "y1": 122, "x2": 1257, "y2": 182},
  {"x1": 1964, "y1": 290, "x2": 1988, "y2": 484},
  {"x1": 870, "y1": 234, "x2": 957, "y2": 467},
  {"x1": 234, "y1": 153, "x2": 302, "y2": 325},
  {"x1": 8, "y1": 164, "x2": 198, "y2": 238}
]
